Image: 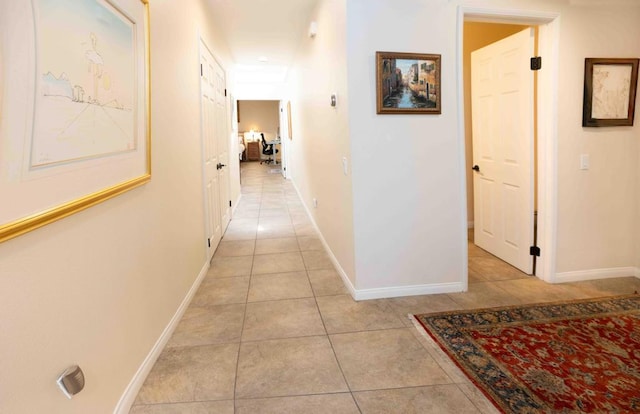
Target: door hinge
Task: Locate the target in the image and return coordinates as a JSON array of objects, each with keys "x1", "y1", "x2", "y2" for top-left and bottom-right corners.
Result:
[
  {"x1": 207, "y1": 238, "x2": 211, "y2": 248},
  {"x1": 530, "y1": 246, "x2": 540, "y2": 257},
  {"x1": 200, "y1": 64, "x2": 203, "y2": 76},
  {"x1": 229, "y1": 200, "x2": 232, "y2": 207},
  {"x1": 530, "y1": 56, "x2": 542, "y2": 71},
  {"x1": 224, "y1": 89, "x2": 227, "y2": 97}
]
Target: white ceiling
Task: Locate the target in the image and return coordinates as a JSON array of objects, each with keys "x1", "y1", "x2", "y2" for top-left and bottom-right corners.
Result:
[{"x1": 207, "y1": 0, "x2": 319, "y2": 83}]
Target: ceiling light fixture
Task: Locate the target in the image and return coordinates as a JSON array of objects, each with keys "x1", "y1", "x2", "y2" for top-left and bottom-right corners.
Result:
[{"x1": 258, "y1": 56, "x2": 268, "y2": 63}]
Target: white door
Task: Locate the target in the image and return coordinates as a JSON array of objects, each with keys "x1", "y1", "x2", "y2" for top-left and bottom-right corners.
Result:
[
  {"x1": 200, "y1": 42, "x2": 229, "y2": 259},
  {"x1": 212, "y1": 56, "x2": 231, "y2": 231},
  {"x1": 471, "y1": 28, "x2": 535, "y2": 274}
]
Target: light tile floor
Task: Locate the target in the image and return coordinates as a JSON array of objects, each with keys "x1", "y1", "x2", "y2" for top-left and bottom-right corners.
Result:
[{"x1": 130, "y1": 162, "x2": 640, "y2": 414}]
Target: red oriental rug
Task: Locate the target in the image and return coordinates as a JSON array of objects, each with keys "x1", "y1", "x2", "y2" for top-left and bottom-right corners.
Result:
[{"x1": 413, "y1": 295, "x2": 640, "y2": 413}]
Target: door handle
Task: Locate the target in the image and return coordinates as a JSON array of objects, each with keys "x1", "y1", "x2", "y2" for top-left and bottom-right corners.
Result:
[
  {"x1": 472, "y1": 165, "x2": 480, "y2": 172},
  {"x1": 219, "y1": 163, "x2": 226, "y2": 168}
]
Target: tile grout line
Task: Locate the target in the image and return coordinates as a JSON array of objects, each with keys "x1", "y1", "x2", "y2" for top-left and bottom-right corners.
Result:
[
  {"x1": 301, "y1": 241, "x2": 357, "y2": 403},
  {"x1": 234, "y1": 163, "x2": 307, "y2": 410},
  {"x1": 232, "y1": 166, "x2": 260, "y2": 410}
]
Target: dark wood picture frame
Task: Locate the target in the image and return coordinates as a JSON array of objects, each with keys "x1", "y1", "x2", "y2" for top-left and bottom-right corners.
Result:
[
  {"x1": 376, "y1": 51, "x2": 441, "y2": 115},
  {"x1": 582, "y1": 58, "x2": 639, "y2": 127}
]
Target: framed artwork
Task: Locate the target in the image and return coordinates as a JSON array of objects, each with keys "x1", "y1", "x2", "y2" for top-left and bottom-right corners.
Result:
[
  {"x1": 0, "y1": 0, "x2": 151, "y2": 243},
  {"x1": 582, "y1": 58, "x2": 639, "y2": 127},
  {"x1": 376, "y1": 51, "x2": 441, "y2": 114}
]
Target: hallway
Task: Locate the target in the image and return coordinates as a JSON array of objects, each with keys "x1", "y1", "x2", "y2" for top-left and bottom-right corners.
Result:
[{"x1": 130, "y1": 162, "x2": 640, "y2": 414}]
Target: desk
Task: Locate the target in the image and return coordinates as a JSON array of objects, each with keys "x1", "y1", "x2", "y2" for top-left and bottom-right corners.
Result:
[{"x1": 266, "y1": 139, "x2": 281, "y2": 164}]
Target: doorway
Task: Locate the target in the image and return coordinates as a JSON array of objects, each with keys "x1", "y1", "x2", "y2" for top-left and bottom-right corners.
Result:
[
  {"x1": 465, "y1": 23, "x2": 536, "y2": 278},
  {"x1": 237, "y1": 100, "x2": 283, "y2": 172},
  {"x1": 457, "y1": 7, "x2": 561, "y2": 286}
]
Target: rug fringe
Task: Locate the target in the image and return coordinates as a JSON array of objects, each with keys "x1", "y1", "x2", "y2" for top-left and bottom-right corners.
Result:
[
  {"x1": 408, "y1": 313, "x2": 447, "y2": 354},
  {"x1": 407, "y1": 313, "x2": 502, "y2": 414},
  {"x1": 407, "y1": 314, "x2": 430, "y2": 339}
]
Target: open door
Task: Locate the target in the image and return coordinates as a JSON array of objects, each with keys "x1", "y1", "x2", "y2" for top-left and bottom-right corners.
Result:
[{"x1": 471, "y1": 28, "x2": 535, "y2": 274}]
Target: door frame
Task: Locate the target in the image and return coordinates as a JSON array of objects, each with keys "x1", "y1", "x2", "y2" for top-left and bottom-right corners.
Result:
[
  {"x1": 456, "y1": 6, "x2": 560, "y2": 286},
  {"x1": 279, "y1": 100, "x2": 290, "y2": 179},
  {"x1": 470, "y1": 27, "x2": 536, "y2": 274}
]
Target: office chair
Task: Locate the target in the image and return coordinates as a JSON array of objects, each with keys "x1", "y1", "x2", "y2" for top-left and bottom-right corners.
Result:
[{"x1": 260, "y1": 133, "x2": 278, "y2": 164}]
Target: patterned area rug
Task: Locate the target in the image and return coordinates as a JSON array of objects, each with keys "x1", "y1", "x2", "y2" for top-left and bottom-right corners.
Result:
[{"x1": 413, "y1": 295, "x2": 640, "y2": 413}]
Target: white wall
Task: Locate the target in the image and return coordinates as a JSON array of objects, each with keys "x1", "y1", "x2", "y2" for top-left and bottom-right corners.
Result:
[
  {"x1": 238, "y1": 100, "x2": 280, "y2": 141},
  {"x1": 0, "y1": 0, "x2": 234, "y2": 412},
  {"x1": 554, "y1": 3, "x2": 640, "y2": 275},
  {"x1": 347, "y1": 0, "x2": 466, "y2": 293},
  {"x1": 287, "y1": 0, "x2": 356, "y2": 284},
  {"x1": 226, "y1": 69, "x2": 241, "y2": 210},
  {"x1": 234, "y1": 80, "x2": 288, "y2": 101},
  {"x1": 344, "y1": 0, "x2": 640, "y2": 294},
  {"x1": 233, "y1": 63, "x2": 290, "y2": 100}
]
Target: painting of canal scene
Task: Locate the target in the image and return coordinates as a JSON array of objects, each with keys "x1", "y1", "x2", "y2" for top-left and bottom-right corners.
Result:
[
  {"x1": 31, "y1": 0, "x2": 137, "y2": 168},
  {"x1": 376, "y1": 52, "x2": 441, "y2": 114}
]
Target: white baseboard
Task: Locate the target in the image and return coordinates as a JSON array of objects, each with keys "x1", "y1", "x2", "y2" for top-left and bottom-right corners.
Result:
[
  {"x1": 555, "y1": 266, "x2": 639, "y2": 284},
  {"x1": 233, "y1": 193, "x2": 243, "y2": 215},
  {"x1": 353, "y1": 282, "x2": 465, "y2": 301},
  {"x1": 315, "y1": 231, "x2": 358, "y2": 299},
  {"x1": 114, "y1": 260, "x2": 211, "y2": 414},
  {"x1": 290, "y1": 181, "x2": 466, "y2": 301},
  {"x1": 290, "y1": 181, "x2": 358, "y2": 299}
]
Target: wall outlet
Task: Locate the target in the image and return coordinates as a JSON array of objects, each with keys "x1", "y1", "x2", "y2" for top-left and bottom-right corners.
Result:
[
  {"x1": 312, "y1": 198, "x2": 318, "y2": 208},
  {"x1": 342, "y1": 157, "x2": 348, "y2": 175}
]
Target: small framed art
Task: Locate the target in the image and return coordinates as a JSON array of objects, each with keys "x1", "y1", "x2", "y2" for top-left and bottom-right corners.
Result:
[
  {"x1": 376, "y1": 51, "x2": 441, "y2": 114},
  {"x1": 582, "y1": 58, "x2": 639, "y2": 127}
]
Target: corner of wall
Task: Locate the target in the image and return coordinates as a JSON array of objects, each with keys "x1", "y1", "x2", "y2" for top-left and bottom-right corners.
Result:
[
  {"x1": 114, "y1": 261, "x2": 210, "y2": 413},
  {"x1": 287, "y1": 0, "x2": 356, "y2": 286}
]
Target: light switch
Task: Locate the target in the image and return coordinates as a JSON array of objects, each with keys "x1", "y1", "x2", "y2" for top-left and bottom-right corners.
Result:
[{"x1": 580, "y1": 154, "x2": 589, "y2": 170}]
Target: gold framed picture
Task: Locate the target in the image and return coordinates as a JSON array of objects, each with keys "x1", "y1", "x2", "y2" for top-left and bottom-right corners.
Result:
[
  {"x1": 376, "y1": 51, "x2": 441, "y2": 115},
  {"x1": 0, "y1": 0, "x2": 151, "y2": 243}
]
